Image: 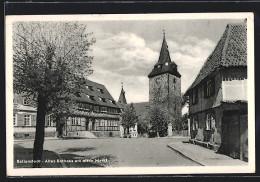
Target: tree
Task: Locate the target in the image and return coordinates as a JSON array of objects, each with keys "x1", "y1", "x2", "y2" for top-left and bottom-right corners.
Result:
[
  {"x1": 121, "y1": 103, "x2": 138, "y2": 137},
  {"x1": 147, "y1": 105, "x2": 170, "y2": 137},
  {"x1": 137, "y1": 118, "x2": 149, "y2": 135},
  {"x1": 13, "y1": 21, "x2": 95, "y2": 167}
]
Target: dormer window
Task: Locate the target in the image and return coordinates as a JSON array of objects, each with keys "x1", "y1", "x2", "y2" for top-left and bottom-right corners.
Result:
[
  {"x1": 87, "y1": 85, "x2": 94, "y2": 91},
  {"x1": 87, "y1": 94, "x2": 95, "y2": 101},
  {"x1": 99, "y1": 97, "x2": 106, "y2": 102},
  {"x1": 97, "y1": 88, "x2": 104, "y2": 93},
  {"x1": 109, "y1": 99, "x2": 116, "y2": 104},
  {"x1": 23, "y1": 98, "x2": 29, "y2": 105},
  {"x1": 75, "y1": 92, "x2": 81, "y2": 97}
]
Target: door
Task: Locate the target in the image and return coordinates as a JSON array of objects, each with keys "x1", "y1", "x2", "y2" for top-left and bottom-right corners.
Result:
[{"x1": 222, "y1": 112, "x2": 240, "y2": 159}]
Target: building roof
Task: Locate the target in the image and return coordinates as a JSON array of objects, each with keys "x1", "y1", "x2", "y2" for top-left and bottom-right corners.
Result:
[
  {"x1": 186, "y1": 22, "x2": 247, "y2": 94},
  {"x1": 148, "y1": 31, "x2": 181, "y2": 78},
  {"x1": 75, "y1": 79, "x2": 120, "y2": 109},
  {"x1": 130, "y1": 102, "x2": 150, "y2": 121}
]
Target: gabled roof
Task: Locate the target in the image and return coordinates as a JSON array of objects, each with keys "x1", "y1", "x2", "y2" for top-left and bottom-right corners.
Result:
[
  {"x1": 148, "y1": 32, "x2": 180, "y2": 78},
  {"x1": 130, "y1": 102, "x2": 150, "y2": 118},
  {"x1": 76, "y1": 79, "x2": 120, "y2": 108},
  {"x1": 186, "y1": 22, "x2": 247, "y2": 94}
]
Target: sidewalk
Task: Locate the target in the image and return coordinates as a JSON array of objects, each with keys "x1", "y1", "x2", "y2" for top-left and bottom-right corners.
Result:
[{"x1": 168, "y1": 141, "x2": 248, "y2": 166}]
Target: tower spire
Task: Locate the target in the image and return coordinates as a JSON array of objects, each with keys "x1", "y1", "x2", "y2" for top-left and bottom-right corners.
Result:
[
  {"x1": 118, "y1": 82, "x2": 127, "y2": 104},
  {"x1": 148, "y1": 30, "x2": 180, "y2": 78},
  {"x1": 156, "y1": 29, "x2": 172, "y2": 65}
]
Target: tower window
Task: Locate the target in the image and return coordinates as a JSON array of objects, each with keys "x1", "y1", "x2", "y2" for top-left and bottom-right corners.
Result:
[
  {"x1": 173, "y1": 78, "x2": 176, "y2": 83},
  {"x1": 165, "y1": 62, "x2": 168, "y2": 66}
]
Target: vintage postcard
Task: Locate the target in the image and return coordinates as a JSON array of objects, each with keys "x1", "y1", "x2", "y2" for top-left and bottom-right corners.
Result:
[{"x1": 6, "y1": 13, "x2": 255, "y2": 176}]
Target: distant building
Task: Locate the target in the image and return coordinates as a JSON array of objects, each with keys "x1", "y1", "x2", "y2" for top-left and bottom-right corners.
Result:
[
  {"x1": 148, "y1": 31, "x2": 182, "y2": 136},
  {"x1": 185, "y1": 22, "x2": 248, "y2": 161},
  {"x1": 13, "y1": 94, "x2": 56, "y2": 139},
  {"x1": 117, "y1": 84, "x2": 138, "y2": 138}
]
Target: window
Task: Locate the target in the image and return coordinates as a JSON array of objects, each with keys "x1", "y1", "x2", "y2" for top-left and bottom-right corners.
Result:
[
  {"x1": 72, "y1": 117, "x2": 81, "y2": 125},
  {"x1": 204, "y1": 78, "x2": 215, "y2": 97},
  {"x1": 94, "y1": 105, "x2": 99, "y2": 112},
  {"x1": 165, "y1": 62, "x2": 168, "y2": 66},
  {"x1": 46, "y1": 115, "x2": 54, "y2": 126},
  {"x1": 173, "y1": 78, "x2": 176, "y2": 83},
  {"x1": 101, "y1": 106, "x2": 107, "y2": 112},
  {"x1": 109, "y1": 99, "x2": 116, "y2": 105},
  {"x1": 97, "y1": 88, "x2": 104, "y2": 93},
  {"x1": 76, "y1": 117, "x2": 81, "y2": 125},
  {"x1": 192, "y1": 88, "x2": 198, "y2": 105},
  {"x1": 24, "y1": 114, "x2": 31, "y2": 126},
  {"x1": 192, "y1": 116, "x2": 198, "y2": 130},
  {"x1": 23, "y1": 98, "x2": 29, "y2": 105},
  {"x1": 87, "y1": 94, "x2": 95, "y2": 101},
  {"x1": 87, "y1": 85, "x2": 94, "y2": 91},
  {"x1": 75, "y1": 92, "x2": 81, "y2": 97},
  {"x1": 13, "y1": 114, "x2": 17, "y2": 126},
  {"x1": 206, "y1": 113, "x2": 215, "y2": 130},
  {"x1": 78, "y1": 103, "x2": 84, "y2": 109},
  {"x1": 98, "y1": 120, "x2": 119, "y2": 131}
]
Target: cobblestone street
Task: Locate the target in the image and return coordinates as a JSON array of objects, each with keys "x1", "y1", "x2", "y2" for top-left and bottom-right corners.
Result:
[{"x1": 14, "y1": 137, "x2": 199, "y2": 167}]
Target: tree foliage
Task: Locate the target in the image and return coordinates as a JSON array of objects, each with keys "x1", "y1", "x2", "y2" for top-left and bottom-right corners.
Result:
[
  {"x1": 13, "y1": 21, "x2": 95, "y2": 167},
  {"x1": 121, "y1": 103, "x2": 138, "y2": 135},
  {"x1": 147, "y1": 105, "x2": 170, "y2": 137}
]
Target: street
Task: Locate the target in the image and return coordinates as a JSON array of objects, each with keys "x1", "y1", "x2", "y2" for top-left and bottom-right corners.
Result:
[{"x1": 14, "y1": 137, "x2": 199, "y2": 167}]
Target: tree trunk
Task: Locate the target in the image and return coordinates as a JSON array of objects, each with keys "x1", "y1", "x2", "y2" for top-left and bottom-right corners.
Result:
[
  {"x1": 157, "y1": 131, "x2": 160, "y2": 138},
  {"x1": 33, "y1": 93, "x2": 47, "y2": 168}
]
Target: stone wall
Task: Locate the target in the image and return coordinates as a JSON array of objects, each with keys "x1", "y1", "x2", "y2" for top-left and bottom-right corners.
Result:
[
  {"x1": 149, "y1": 73, "x2": 181, "y2": 125},
  {"x1": 14, "y1": 126, "x2": 56, "y2": 139}
]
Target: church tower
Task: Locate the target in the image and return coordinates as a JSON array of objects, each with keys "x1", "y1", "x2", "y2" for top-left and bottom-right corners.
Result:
[{"x1": 148, "y1": 31, "x2": 181, "y2": 131}]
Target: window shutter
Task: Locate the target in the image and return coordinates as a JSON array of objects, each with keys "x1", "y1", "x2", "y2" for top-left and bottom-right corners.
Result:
[
  {"x1": 17, "y1": 114, "x2": 23, "y2": 126},
  {"x1": 31, "y1": 115, "x2": 36, "y2": 126},
  {"x1": 45, "y1": 116, "x2": 48, "y2": 126}
]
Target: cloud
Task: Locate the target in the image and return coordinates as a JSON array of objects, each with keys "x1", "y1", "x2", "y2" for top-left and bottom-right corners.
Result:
[
  {"x1": 89, "y1": 29, "x2": 217, "y2": 102},
  {"x1": 92, "y1": 31, "x2": 159, "y2": 77}
]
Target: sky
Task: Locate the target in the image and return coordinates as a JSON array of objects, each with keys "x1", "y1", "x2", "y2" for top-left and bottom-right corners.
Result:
[{"x1": 84, "y1": 19, "x2": 244, "y2": 103}]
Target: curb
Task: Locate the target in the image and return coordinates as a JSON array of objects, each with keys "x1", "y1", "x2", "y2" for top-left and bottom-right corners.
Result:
[{"x1": 167, "y1": 144, "x2": 204, "y2": 166}]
